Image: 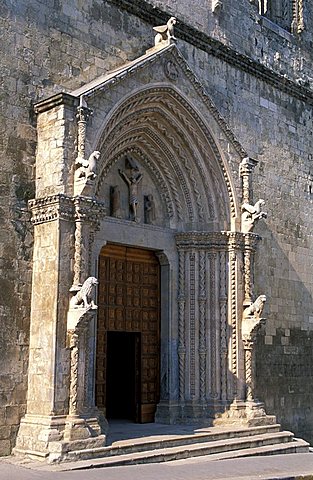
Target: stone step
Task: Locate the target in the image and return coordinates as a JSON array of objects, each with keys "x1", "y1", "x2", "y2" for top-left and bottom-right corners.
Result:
[
  {"x1": 65, "y1": 430, "x2": 301, "y2": 468},
  {"x1": 63, "y1": 423, "x2": 281, "y2": 462},
  {"x1": 200, "y1": 438, "x2": 310, "y2": 461}
]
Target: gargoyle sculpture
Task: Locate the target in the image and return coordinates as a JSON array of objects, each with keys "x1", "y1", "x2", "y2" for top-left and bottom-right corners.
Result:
[
  {"x1": 241, "y1": 199, "x2": 267, "y2": 233},
  {"x1": 75, "y1": 151, "x2": 100, "y2": 181},
  {"x1": 70, "y1": 276, "x2": 98, "y2": 310},
  {"x1": 153, "y1": 17, "x2": 177, "y2": 46}
]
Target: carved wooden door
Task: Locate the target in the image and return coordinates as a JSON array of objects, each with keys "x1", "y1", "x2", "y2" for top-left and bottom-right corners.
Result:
[{"x1": 96, "y1": 244, "x2": 160, "y2": 423}]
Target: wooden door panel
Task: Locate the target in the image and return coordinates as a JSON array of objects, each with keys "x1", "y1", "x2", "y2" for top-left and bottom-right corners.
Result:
[{"x1": 96, "y1": 244, "x2": 160, "y2": 423}]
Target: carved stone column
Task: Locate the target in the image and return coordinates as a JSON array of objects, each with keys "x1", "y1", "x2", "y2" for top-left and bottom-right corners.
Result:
[
  {"x1": 239, "y1": 157, "x2": 257, "y2": 206},
  {"x1": 176, "y1": 232, "x2": 230, "y2": 421},
  {"x1": 243, "y1": 233, "x2": 260, "y2": 307},
  {"x1": 76, "y1": 101, "x2": 93, "y2": 163},
  {"x1": 71, "y1": 197, "x2": 106, "y2": 290},
  {"x1": 177, "y1": 249, "x2": 186, "y2": 403},
  {"x1": 226, "y1": 232, "x2": 244, "y2": 401}
]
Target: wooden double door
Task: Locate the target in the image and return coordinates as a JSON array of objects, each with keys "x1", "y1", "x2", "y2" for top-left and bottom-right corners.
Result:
[{"x1": 96, "y1": 244, "x2": 160, "y2": 423}]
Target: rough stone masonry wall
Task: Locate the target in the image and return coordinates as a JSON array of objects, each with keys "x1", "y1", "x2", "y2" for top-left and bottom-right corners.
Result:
[{"x1": 1, "y1": 0, "x2": 313, "y2": 453}]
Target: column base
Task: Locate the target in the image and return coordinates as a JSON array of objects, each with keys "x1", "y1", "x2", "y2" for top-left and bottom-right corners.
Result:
[
  {"x1": 214, "y1": 400, "x2": 277, "y2": 427},
  {"x1": 13, "y1": 413, "x2": 107, "y2": 463}
]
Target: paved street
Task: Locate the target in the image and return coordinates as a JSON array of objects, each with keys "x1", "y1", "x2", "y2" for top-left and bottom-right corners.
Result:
[{"x1": 1, "y1": 453, "x2": 313, "y2": 480}]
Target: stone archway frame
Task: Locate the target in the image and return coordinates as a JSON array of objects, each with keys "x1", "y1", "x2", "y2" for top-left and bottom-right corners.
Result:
[{"x1": 15, "y1": 41, "x2": 267, "y2": 462}]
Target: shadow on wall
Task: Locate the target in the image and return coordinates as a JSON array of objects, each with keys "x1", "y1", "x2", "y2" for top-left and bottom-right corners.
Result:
[{"x1": 254, "y1": 225, "x2": 313, "y2": 444}]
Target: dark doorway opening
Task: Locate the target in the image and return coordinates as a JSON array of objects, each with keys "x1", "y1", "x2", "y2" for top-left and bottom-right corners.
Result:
[{"x1": 106, "y1": 331, "x2": 141, "y2": 421}]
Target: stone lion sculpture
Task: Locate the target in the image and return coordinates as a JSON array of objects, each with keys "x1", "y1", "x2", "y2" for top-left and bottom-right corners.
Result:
[
  {"x1": 242, "y1": 295, "x2": 267, "y2": 341},
  {"x1": 243, "y1": 295, "x2": 267, "y2": 320},
  {"x1": 70, "y1": 276, "x2": 98, "y2": 309}
]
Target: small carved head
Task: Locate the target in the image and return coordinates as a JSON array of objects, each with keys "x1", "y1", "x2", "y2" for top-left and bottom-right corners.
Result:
[{"x1": 168, "y1": 17, "x2": 177, "y2": 27}]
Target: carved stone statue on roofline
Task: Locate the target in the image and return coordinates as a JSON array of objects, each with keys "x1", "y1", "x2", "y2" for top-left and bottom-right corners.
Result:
[
  {"x1": 241, "y1": 199, "x2": 267, "y2": 233},
  {"x1": 153, "y1": 17, "x2": 177, "y2": 47}
]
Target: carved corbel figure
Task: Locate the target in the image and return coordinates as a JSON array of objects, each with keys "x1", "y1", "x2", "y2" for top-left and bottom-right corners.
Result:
[
  {"x1": 241, "y1": 199, "x2": 267, "y2": 233},
  {"x1": 153, "y1": 17, "x2": 177, "y2": 47},
  {"x1": 75, "y1": 151, "x2": 100, "y2": 182},
  {"x1": 212, "y1": 0, "x2": 223, "y2": 14},
  {"x1": 70, "y1": 276, "x2": 98, "y2": 310}
]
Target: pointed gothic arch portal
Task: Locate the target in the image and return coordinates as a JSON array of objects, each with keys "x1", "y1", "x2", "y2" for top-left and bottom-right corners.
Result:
[
  {"x1": 91, "y1": 84, "x2": 244, "y2": 424},
  {"x1": 95, "y1": 85, "x2": 237, "y2": 233}
]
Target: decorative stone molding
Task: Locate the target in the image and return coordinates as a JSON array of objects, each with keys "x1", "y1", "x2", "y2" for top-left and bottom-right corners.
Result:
[
  {"x1": 292, "y1": 0, "x2": 305, "y2": 33},
  {"x1": 106, "y1": 0, "x2": 313, "y2": 105},
  {"x1": 242, "y1": 295, "x2": 267, "y2": 401},
  {"x1": 28, "y1": 194, "x2": 74, "y2": 225},
  {"x1": 239, "y1": 157, "x2": 258, "y2": 205},
  {"x1": 67, "y1": 287, "x2": 98, "y2": 417},
  {"x1": 95, "y1": 83, "x2": 237, "y2": 223},
  {"x1": 176, "y1": 232, "x2": 242, "y2": 404},
  {"x1": 243, "y1": 233, "x2": 260, "y2": 306},
  {"x1": 71, "y1": 196, "x2": 106, "y2": 288},
  {"x1": 76, "y1": 101, "x2": 93, "y2": 162},
  {"x1": 177, "y1": 249, "x2": 186, "y2": 403}
]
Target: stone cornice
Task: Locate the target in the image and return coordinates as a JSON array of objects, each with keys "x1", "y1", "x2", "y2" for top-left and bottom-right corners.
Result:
[
  {"x1": 106, "y1": 0, "x2": 313, "y2": 105},
  {"x1": 34, "y1": 93, "x2": 77, "y2": 114}
]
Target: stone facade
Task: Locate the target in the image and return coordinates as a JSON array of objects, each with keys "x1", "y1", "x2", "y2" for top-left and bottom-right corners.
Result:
[{"x1": 1, "y1": 0, "x2": 313, "y2": 459}]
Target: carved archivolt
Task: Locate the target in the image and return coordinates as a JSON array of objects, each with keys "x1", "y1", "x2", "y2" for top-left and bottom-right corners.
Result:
[{"x1": 95, "y1": 87, "x2": 238, "y2": 226}]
